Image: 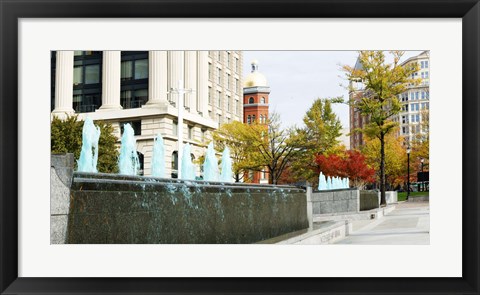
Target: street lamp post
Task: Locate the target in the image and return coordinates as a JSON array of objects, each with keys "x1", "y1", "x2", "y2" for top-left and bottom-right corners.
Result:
[
  {"x1": 420, "y1": 158, "x2": 424, "y2": 191},
  {"x1": 406, "y1": 146, "x2": 411, "y2": 200},
  {"x1": 169, "y1": 79, "x2": 193, "y2": 179}
]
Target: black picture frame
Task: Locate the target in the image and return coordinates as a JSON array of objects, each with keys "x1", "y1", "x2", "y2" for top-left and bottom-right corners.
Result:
[{"x1": 1, "y1": 0, "x2": 478, "y2": 294}]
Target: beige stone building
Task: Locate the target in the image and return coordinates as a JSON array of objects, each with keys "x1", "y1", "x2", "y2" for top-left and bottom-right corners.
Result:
[
  {"x1": 349, "y1": 51, "x2": 430, "y2": 149},
  {"x1": 394, "y1": 51, "x2": 430, "y2": 144},
  {"x1": 51, "y1": 50, "x2": 243, "y2": 178}
]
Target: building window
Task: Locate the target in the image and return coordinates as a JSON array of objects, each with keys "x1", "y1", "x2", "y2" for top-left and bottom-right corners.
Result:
[
  {"x1": 173, "y1": 120, "x2": 178, "y2": 136},
  {"x1": 425, "y1": 61, "x2": 429, "y2": 68},
  {"x1": 235, "y1": 79, "x2": 239, "y2": 93},
  {"x1": 121, "y1": 89, "x2": 148, "y2": 109},
  {"x1": 201, "y1": 129, "x2": 206, "y2": 142},
  {"x1": 227, "y1": 95, "x2": 231, "y2": 112},
  {"x1": 217, "y1": 91, "x2": 222, "y2": 108},
  {"x1": 188, "y1": 125, "x2": 193, "y2": 139},
  {"x1": 247, "y1": 115, "x2": 251, "y2": 124},
  {"x1": 70, "y1": 51, "x2": 103, "y2": 113},
  {"x1": 425, "y1": 71, "x2": 429, "y2": 78},
  {"x1": 260, "y1": 97, "x2": 266, "y2": 104},
  {"x1": 402, "y1": 115, "x2": 406, "y2": 124},
  {"x1": 208, "y1": 63, "x2": 212, "y2": 80},
  {"x1": 121, "y1": 51, "x2": 149, "y2": 109},
  {"x1": 227, "y1": 52, "x2": 231, "y2": 68},
  {"x1": 171, "y1": 151, "x2": 178, "y2": 178},
  {"x1": 227, "y1": 74, "x2": 231, "y2": 89},
  {"x1": 217, "y1": 68, "x2": 222, "y2": 84},
  {"x1": 121, "y1": 59, "x2": 148, "y2": 81},
  {"x1": 217, "y1": 51, "x2": 221, "y2": 61},
  {"x1": 235, "y1": 57, "x2": 239, "y2": 72},
  {"x1": 217, "y1": 114, "x2": 222, "y2": 124},
  {"x1": 252, "y1": 115, "x2": 256, "y2": 122},
  {"x1": 249, "y1": 97, "x2": 254, "y2": 104},
  {"x1": 234, "y1": 99, "x2": 239, "y2": 115},
  {"x1": 120, "y1": 121, "x2": 142, "y2": 136},
  {"x1": 208, "y1": 87, "x2": 212, "y2": 105}
]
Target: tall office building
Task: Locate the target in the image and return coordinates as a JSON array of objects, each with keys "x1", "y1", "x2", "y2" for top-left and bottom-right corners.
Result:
[
  {"x1": 51, "y1": 50, "x2": 243, "y2": 177},
  {"x1": 394, "y1": 51, "x2": 430, "y2": 145},
  {"x1": 349, "y1": 51, "x2": 430, "y2": 149}
]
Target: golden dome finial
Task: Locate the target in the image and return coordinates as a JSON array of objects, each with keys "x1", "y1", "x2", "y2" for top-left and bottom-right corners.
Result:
[{"x1": 244, "y1": 59, "x2": 268, "y2": 87}]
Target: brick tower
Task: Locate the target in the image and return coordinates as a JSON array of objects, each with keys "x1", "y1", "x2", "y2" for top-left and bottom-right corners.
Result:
[{"x1": 243, "y1": 60, "x2": 270, "y2": 183}]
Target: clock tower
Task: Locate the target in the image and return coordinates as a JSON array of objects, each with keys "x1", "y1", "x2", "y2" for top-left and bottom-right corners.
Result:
[{"x1": 243, "y1": 60, "x2": 270, "y2": 183}]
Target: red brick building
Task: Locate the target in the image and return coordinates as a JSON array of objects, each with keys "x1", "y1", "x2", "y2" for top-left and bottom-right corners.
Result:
[{"x1": 243, "y1": 60, "x2": 270, "y2": 183}]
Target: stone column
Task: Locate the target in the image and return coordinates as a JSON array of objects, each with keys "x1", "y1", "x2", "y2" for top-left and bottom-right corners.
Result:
[
  {"x1": 306, "y1": 185, "x2": 313, "y2": 229},
  {"x1": 52, "y1": 51, "x2": 74, "y2": 117},
  {"x1": 168, "y1": 51, "x2": 184, "y2": 106},
  {"x1": 99, "y1": 51, "x2": 122, "y2": 110},
  {"x1": 197, "y1": 51, "x2": 209, "y2": 117},
  {"x1": 184, "y1": 51, "x2": 197, "y2": 112},
  {"x1": 144, "y1": 51, "x2": 168, "y2": 108}
]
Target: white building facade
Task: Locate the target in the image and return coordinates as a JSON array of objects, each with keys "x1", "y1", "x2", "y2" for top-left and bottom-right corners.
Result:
[
  {"x1": 395, "y1": 51, "x2": 430, "y2": 144},
  {"x1": 51, "y1": 50, "x2": 243, "y2": 178}
]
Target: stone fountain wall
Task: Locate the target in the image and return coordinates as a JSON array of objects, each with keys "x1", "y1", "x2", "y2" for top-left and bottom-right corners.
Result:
[
  {"x1": 64, "y1": 172, "x2": 308, "y2": 244},
  {"x1": 310, "y1": 189, "x2": 360, "y2": 215}
]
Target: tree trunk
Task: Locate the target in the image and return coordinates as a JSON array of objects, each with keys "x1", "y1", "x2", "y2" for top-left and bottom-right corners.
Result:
[
  {"x1": 269, "y1": 169, "x2": 276, "y2": 184},
  {"x1": 235, "y1": 173, "x2": 240, "y2": 183},
  {"x1": 380, "y1": 133, "x2": 386, "y2": 206}
]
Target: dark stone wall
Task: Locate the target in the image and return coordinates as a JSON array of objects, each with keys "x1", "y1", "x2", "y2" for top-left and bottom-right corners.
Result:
[
  {"x1": 67, "y1": 172, "x2": 308, "y2": 244},
  {"x1": 359, "y1": 190, "x2": 380, "y2": 211}
]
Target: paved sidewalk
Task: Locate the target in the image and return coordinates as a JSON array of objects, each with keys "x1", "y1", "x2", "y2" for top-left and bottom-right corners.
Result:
[{"x1": 335, "y1": 202, "x2": 430, "y2": 245}]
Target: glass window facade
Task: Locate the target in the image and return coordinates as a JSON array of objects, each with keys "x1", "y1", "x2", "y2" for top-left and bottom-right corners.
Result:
[{"x1": 121, "y1": 51, "x2": 149, "y2": 109}]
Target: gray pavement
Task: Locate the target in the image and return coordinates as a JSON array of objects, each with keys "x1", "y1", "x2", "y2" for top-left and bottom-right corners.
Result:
[{"x1": 335, "y1": 201, "x2": 430, "y2": 245}]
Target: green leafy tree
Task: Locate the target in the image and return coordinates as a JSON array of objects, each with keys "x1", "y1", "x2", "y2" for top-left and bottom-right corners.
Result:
[
  {"x1": 212, "y1": 112, "x2": 303, "y2": 184},
  {"x1": 244, "y1": 112, "x2": 304, "y2": 184},
  {"x1": 291, "y1": 98, "x2": 343, "y2": 186},
  {"x1": 362, "y1": 132, "x2": 407, "y2": 189},
  {"x1": 212, "y1": 121, "x2": 263, "y2": 182},
  {"x1": 343, "y1": 51, "x2": 420, "y2": 205},
  {"x1": 51, "y1": 114, "x2": 119, "y2": 173}
]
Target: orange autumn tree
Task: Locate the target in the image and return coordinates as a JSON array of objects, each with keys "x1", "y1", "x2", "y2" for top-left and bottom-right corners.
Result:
[{"x1": 315, "y1": 150, "x2": 375, "y2": 189}]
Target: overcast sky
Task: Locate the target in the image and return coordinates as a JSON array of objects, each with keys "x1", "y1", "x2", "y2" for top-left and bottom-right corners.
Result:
[{"x1": 243, "y1": 51, "x2": 423, "y2": 131}]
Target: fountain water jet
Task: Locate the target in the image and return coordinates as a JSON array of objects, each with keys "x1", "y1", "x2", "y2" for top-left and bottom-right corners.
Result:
[
  {"x1": 77, "y1": 117, "x2": 101, "y2": 173},
  {"x1": 318, "y1": 172, "x2": 327, "y2": 190},
  {"x1": 181, "y1": 143, "x2": 196, "y2": 180},
  {"x1": 220, "y1": 147, "x2": 233, "y2": 182},
  {"x1": 203, "y1": 142, "x2": 219, "y2": 181},
  {"x1": 118, "y1": 123, "x2": 140, "y2": 175},
  {"x1": 151, "y1": 133, "x2": 166, "y2": 178}
]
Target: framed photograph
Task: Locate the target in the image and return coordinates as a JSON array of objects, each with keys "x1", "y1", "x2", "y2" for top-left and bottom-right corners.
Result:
[{"x1": 1, "y1": 0, "x2": 479, "y2": 294}]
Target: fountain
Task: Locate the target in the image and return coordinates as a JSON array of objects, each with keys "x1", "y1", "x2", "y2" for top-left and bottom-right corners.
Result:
[
  {"x1": 219, "y1": 147, "x2": 233, "y2": 182},
  {"x1": 77, "y1": 117, "x2": 101, "y2": 173},
  {"x1": 203, "y1": 142, "x2": 219, "y2": 181},
  {"x1": 118, "y1": 123, "x2": 140, "y2": 175},
  {"x1": 318, "y1": 172, "x2": 327, "y2": 190},
  {"x1": 181, "y1": 143, "x2": 196, "y2": 180},
  {"x1": 151, "y1": 133, "x2": 166, "y2": 178}
]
